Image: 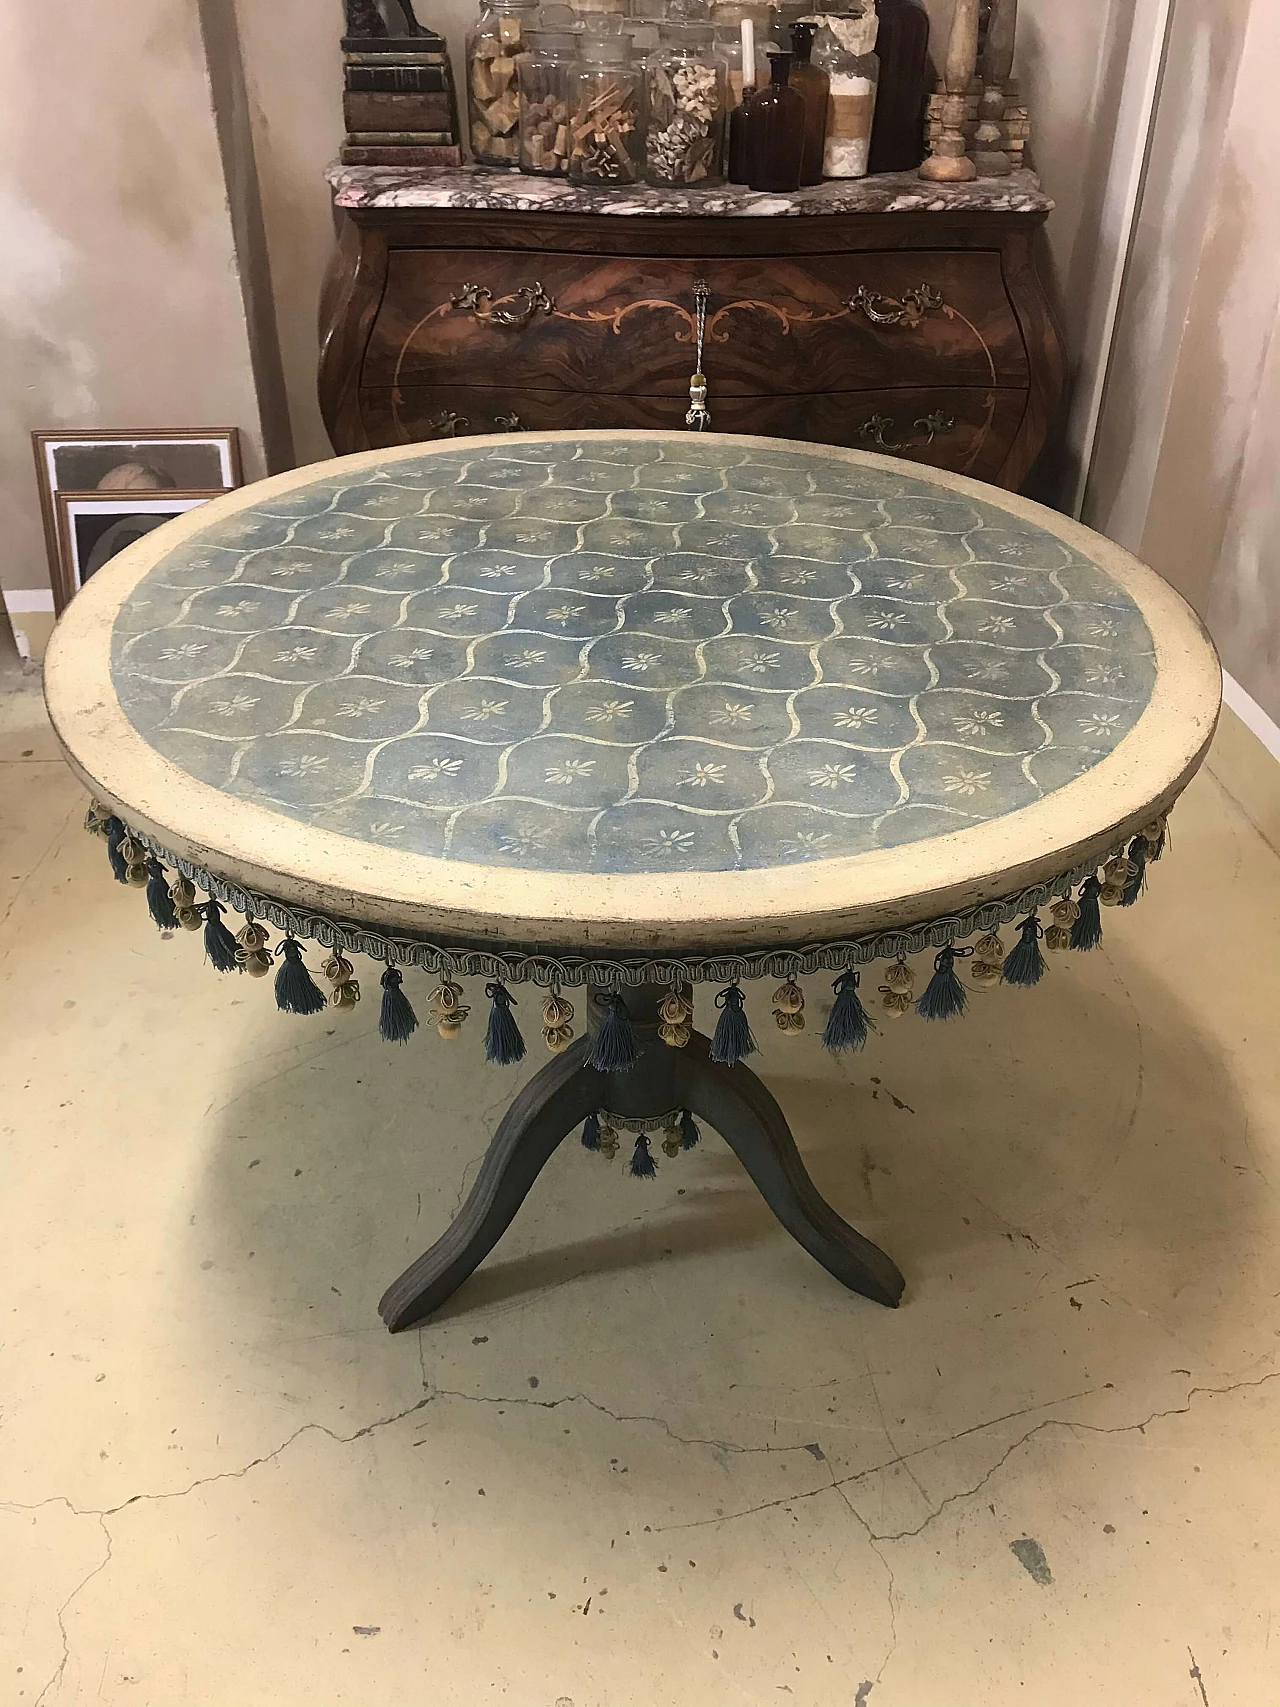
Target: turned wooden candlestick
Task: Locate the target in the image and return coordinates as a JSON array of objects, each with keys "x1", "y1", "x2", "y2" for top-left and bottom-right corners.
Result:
[
  {"x1": 972, "y1": 0, "x2": 1016, "y2": 177},
  {"x1": 920, "y1": 0, "x2": 980, "y2": 182}
]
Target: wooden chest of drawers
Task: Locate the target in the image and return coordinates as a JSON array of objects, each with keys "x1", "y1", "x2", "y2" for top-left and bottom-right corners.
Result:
[{"x1": 321, "y1": 169, "x2": 1065, "y2": 491}]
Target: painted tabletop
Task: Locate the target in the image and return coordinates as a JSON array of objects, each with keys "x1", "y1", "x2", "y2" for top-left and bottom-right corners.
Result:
[{"x1": 46, "y1": 433, "x2": 1219, "y2": 952}]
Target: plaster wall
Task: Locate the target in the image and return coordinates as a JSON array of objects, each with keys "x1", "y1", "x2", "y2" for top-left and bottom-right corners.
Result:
[
  {"x1": 1086, "y1": 0, "x2": 1280, "y2": 721},
  {"x1": 0, "y1": 0, "x2": 268, "y2": 658}
]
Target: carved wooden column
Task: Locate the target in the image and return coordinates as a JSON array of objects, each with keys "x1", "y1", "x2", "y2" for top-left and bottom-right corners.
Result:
[
  {"x1": 919, "y1": 0, "x2": 980, "y2": 183},
  {"x1": 972, "y1": 0, "x2": 1017, "y2": 178}
]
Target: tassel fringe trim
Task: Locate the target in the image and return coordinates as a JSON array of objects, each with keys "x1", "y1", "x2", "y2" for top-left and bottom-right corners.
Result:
[{"x1": 86, "y1": 806, "x2": 1176, "y2": 1058}]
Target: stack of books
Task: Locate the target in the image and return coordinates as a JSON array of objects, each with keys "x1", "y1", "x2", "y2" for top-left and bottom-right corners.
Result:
[{"x1": 342, "y1": 28, "x2": 463, "y2": 166}]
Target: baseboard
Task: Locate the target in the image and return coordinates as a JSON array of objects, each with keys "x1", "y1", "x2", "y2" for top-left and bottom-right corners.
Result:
[
  {"x1": 3, "y1": 588, "x2": 55, "y2": 663},
  {"x1": 1207, "y1": 674, "x2": 1280, "y2": 856}
]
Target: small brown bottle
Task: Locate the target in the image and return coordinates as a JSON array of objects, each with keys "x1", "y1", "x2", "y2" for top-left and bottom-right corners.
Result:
[
  {"x1": 744, "y1": 50, "x2": 805, "y2": 193},
  {"x1": 788, "y1": 20, "x2": 830, "y2": 187}
]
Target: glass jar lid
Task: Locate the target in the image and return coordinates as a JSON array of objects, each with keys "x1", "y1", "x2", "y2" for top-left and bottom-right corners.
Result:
[
  {"x1": 581, "y1": 27, "x2": 632, "y2": 61},
  {"x1": 525, "y1": 25, "x2": 581, "y2": 51}
]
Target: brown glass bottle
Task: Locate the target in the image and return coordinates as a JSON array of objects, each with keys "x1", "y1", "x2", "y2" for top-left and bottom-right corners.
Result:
[
  {"x1": 788, "y1": 21, "x2": 830, "y2": 187},
  {"x1": 744, "y1": 50, "x2": 805, "y2": 193},
  {"x1": 867, "y1": 0, "x2": 931, "y2": 175}
]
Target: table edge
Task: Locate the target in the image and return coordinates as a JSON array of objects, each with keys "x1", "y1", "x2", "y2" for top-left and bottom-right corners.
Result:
[{"x1": 44, "y1": 431, "x2": 1222, "y2": 954}]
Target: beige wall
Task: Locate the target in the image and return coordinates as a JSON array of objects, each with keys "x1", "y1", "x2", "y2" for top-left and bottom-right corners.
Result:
[
  {"x1": 232, "y1": 0, "x2": 346, "y2": 468},
  {"x1": 0, "y1": 0, "x2": 269, "y2": 658},
  {"x1": 1085, "y1": 0, "x2": 1280, "y2": 722}
]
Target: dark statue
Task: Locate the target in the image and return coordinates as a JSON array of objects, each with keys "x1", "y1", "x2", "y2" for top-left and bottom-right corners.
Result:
[{"x1": 344, "y1": 0, "x2": 426, "y2": 37}]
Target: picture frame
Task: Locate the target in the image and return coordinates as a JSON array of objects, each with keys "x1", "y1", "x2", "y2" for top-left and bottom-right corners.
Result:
[
  {"x1": 33, "y1": 428, "x2": 242, "y2": 597},
  {"x1": 52, "y1": 491, "x2": 224, "y2": 613}
]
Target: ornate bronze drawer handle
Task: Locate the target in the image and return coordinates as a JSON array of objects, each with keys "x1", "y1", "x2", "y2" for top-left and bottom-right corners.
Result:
[
  {"x1": 846, "y1": 284, "x2": 945, "y2": 328},
  {"x1": 448, "y1": 282, "x2": 556, "y2": 328},
  {"x1": 858, "y1": 410, "x2": 957, "y2": 452},
  {"x1": 425, "y1": 410, "x2": 468, "y2": 439},
  {"x1": 423, "y1": 410, "x2": 522, "y2": 440}
]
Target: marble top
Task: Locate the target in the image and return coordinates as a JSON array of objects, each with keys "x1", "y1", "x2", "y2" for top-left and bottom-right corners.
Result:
[
  {"x1": 327, "y1": 162, "x2": 1053, "y2": 217},
  {"x1": 108, "y1": 435, "x2": 1156, "y2": 880}
]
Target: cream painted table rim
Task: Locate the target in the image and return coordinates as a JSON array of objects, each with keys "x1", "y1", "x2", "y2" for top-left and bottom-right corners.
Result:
[{"x1": 45, "y1": 431, "x2": 1221, "y2": 1330}]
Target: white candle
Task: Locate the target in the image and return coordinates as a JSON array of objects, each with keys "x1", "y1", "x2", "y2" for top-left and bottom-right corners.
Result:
[{"x1": 741, "y1": 16, "x2": 756, "y2": 92}]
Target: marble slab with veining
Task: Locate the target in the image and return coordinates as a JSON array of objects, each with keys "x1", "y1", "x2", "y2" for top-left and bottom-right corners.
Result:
[{"x1": 326, "y1": 162, "x2": 1054, "y2": 217}]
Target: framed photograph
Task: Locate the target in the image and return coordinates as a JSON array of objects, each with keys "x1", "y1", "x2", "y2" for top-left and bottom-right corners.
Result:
[
  {"x1": 33, "y1": 428, "x2": 242, "y2": 592},
  {"x1": 52, "y1": 491, "x2": 223, "y2": 613}
]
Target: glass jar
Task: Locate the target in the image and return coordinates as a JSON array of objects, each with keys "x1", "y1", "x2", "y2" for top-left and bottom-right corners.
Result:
[
  {"x1": 467, "y1": 0, "x2": 536, "y2": 167},
  {"x1": 712, "y1": 0, "x2": 775, "y2": 96},
  {"x1": 518, "y1": 28, "x2": 579, "y2": 174},
  {"x1": 644, "y1": 18, "x2": 728, "y2": 187},
  {"x1": 569, "y1": 33, "x2": 645, "y2": 186},
  {"x1": 813, "y1": 10, "x2": 879, "y2": 178},
  {"x1": 625, "y1": 0, "x2": 666, "y2": 57}
]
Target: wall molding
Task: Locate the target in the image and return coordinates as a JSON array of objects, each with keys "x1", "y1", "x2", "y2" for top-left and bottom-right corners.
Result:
[
  {"x1": 1208, "y1": 672, "x2": 1280, "y2": 857},
  {"x1": 1222, "y1": 671, "x2": 1280, "y2": 764},
  {"x1": 4, "y1": 589, "x2": 55, "y2": 614}
]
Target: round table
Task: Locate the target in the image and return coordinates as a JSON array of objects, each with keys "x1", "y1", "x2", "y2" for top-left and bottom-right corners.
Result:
[{"x1": 45, "y1": 431, "x2": 1220, "y2": 1329}]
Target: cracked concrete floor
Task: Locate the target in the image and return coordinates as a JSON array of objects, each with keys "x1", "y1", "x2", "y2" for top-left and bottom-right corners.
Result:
[{"x1": 3, "y1": 679, "x2": 1279, "y2": 1707}]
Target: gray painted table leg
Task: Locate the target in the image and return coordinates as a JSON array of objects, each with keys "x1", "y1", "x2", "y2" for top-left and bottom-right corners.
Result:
[
  {"x1": 675, "y1": 1033, "x2": 905, "y2": 1309},
  {"x1": 378, "y1": 1037, "x2": 605, "y2": 1331},
  {"x1": 378, "y1": 988, "x2": 903, "y2": 1330}
]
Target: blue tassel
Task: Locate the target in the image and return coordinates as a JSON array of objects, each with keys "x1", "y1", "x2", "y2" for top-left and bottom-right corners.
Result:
[
  {"x1": 822, "y1": 969, "x2": 875, "y2": 1054},
  {"x1": 628, "y1": 1133, "x2": 658, "y2": 1179},
  {"x1": 1002, "y1": 915, "x2": 1047, "y2": 987},
  {"x1": 581, "y1": 1112, "x2": 602, "y2": 1152},
  {"x1": 710, "y1": 984, "x2": 757, "y2": 1065},
  {"x1": 680, "y1": 1109, "x2": 701, "y2": 1151},
  {"x1": 916, "y1": 946, "x2": 968, "y2": 1020},
  {"x1": 104, "y1": 816, "x2": 129, "y2": 884},
  {"x1": 589, "y1": 993, "x2": 639, "y2": 1073},
  {"x1": 1069, "y1": 876, "x2": 1103, "y2": 951},
  {"x1": 1120, "y1": 837, "x2": 1147, "y2": 906},
  {"x1": 202, "y1": 899, "x2": 241, "y2": 973},
  {"x1": 484, "y1": 982, "x2": 526, "y2": 1064},
  {"x1": 144, "y1": 858, "x2": 179, "y2": 931},
  {"x1": 379, "y1": 967, "x2": 419, "y2": 1042},
  {"x1": 275, "y1": 937, "x2": 328, "y2": 1015}
]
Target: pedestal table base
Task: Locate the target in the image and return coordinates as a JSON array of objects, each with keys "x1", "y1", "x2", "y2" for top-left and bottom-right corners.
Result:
[{"x1": 378, "y1": 987, "x2": 905, "y2": 1331}]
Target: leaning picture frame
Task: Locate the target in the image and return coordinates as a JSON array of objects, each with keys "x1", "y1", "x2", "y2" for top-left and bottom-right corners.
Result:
[
  {"x1": 33, "y1": 428, "x2": 242, "y2": 597},
  {"x1": 53, "y1": 491, "x2": 223, "y2": 613}
]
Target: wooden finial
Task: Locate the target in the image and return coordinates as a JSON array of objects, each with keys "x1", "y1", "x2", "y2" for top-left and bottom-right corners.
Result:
[{"x1": 919, "y1": 0, "x2": 980, "y2": 182}]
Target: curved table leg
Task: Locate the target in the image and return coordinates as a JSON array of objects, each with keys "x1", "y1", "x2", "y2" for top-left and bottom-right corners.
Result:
[
  {"x1": 378, "y1": 1038, "x2": 605, "y2": 1331},
  {"x1": 675, "y1": 1035, "x2": 905, "y2": 1309}
]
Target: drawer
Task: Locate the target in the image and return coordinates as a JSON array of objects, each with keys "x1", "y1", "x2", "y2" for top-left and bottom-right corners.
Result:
[
  {"x1": 365, "y1": 249, "x2": 1029, "y2": 398},
  {"x1": 360, "y1": 383, "x2": 1029, "y2": 485}
]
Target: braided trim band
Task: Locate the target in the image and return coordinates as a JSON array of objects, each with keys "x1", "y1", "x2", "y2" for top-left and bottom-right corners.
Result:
[{"x1": 118, "y1": 820, "x2": 1149, "y2": 988}]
